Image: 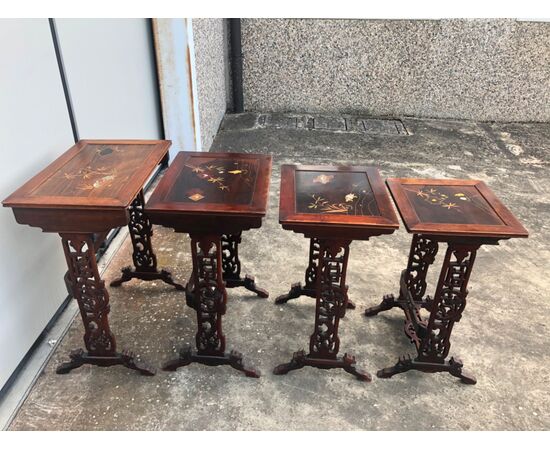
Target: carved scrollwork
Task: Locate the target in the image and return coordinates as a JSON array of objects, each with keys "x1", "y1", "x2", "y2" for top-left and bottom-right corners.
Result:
[
  {"x1": 305, "y1": 238, "x2": 321, "y2": 289},
  {"x1": 191, "y1": 235, "x2": 227, "y2": 355},
  {"x1": 61, "y1": 234, "x2": 116, "y2": 356},
  {"x1": 404, "y1": 234, "x2": 439, "y2": 302},
  {"x1": 309, "y1": 240, "x2": 350, "y2": 359},
  {"x1": 420, "y1": 244, "x2": 478, "y2": 361},
  {"x1": 128, "y1": 190, "x2": 157, "y2": 271},
  {"x1": 221, "y1": 233, "x2": 242, "y2": 279}
]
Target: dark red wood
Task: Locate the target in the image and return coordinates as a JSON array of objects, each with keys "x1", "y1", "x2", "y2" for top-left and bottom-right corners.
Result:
[
  {"x1": 366, "y1": 178, "x2": 529, "y2": 384},
  {"x1": 109, "y1": 190, "x2": 184, "y2": 290},
  {"x1": 274, "y1": 164, "x2": 399, "y2": 380},
  {"x1": 385, "y1": 178, "x2": 529, "y2": 238},
  {"x1": 2, "y1": 139, "x2": 172, "y2": 375},
  {"x1": 150, "y1": 151, "x2": 272, "y2": 377},
  {"x1": 275, "y1": 238, "x2": 356, "y2": 309}
]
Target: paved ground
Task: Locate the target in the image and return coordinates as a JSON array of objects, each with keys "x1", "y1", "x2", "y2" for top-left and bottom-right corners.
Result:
[{"x1": 9, "y1": 114, "x2": 550, "y2": 430}]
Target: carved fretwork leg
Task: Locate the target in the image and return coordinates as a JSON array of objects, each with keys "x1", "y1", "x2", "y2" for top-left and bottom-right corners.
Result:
[
  {"x1": 275, "y1": 238, "x2": 355, "y2": 309},
  {"x1": 185, "y1": 232, "x2": 269, "y2": 309},
  {"x1": 221, "y1": 233, "x2": 268, "y2": 297},
  {"x1": 162, "y1": 234, "x2": 260, "y2": 378},
  {"x1": 110, "y1": 190, "x2": 184, "y2": 290},
  {"x1": 377, "y1": 241, "x2": 479, "y2": 384},
  {"x1": 365, "y1": 234, "x2": 438, "y2": 316},
  {"x1": 274, "y1": 239, "x2": 370, "y2": 381},
  {"x1": 57, "y1": 234, "x2": 155, "y2": 375}
]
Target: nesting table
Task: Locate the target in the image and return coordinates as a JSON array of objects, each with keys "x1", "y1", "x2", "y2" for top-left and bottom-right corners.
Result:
[
  {"x1": 146, "y1": 151, "x2": 272, "y2": 377},
  {"x1": 2, "y1": 140, "x2": 182, "y2": 376},
  {"x1": 365, "y1": 178, "x2": 528, "y2": 383},
  {"x1": 274, "y1": 165, "x2": 399, "y2": 380}
]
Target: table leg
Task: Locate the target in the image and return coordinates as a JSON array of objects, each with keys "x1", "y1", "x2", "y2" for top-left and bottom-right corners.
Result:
[
  {"x1": 56, "y1": 233, "x2": 155, "y2": 375},
  {"x1": 162, "y1": 234, "x2": 260, "y2": 377},
  {"x1": 274, "y1": 239, "x2": 370, "y2": 381},
  {"x1": 365, "y1": 234, "x2": 438, "y2": 316},
  {"x1": 275, "y1": 238, "x2": 355, "y2": 309},
  {"x1": 110, "y1": 190, "x2": 184, "y2": 290},
  {"x1": 185, "y1": 232, "x2": 269, "y2": 309},
  {"x1": 377, "y1": 241, "x2": 479, "y2": 384},
  {"x1": 221, "y1": 232, "x2": 268, "y2": 297}
]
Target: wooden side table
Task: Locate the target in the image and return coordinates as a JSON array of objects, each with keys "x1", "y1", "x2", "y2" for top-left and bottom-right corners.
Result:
[
  {"x1": 365, "y1": 178, "x2": 528, "y2": 384},
  {"x1": 2, "y1": 140, "x2": 180, "y2": 376},
  {"x1": 274, "y1": 165, "x2": 399, "y2": 381},
  {"x1": 146, "y1": 151, "x2": 272, "y2": 377}
]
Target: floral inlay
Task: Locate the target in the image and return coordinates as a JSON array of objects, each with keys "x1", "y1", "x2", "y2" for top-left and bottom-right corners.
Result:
[
  {"x1": 63, "y1": 166, "x2": 119, "y2": 191},
  {"x1": 414, "y1": 188, "x2": 472, "y2": 210},
  {"x1": 307, "y1": 187, "x2": 377, "y2": 215},
  {"x1": 183, "y1": 160, "x2": 254, "y2": 201}
]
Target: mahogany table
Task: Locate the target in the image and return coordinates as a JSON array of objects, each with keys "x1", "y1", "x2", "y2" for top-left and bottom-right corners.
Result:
[
  {"x1": 273, "y1": 165, "x2": 399, "y2": 381},
  {"x1": 365, "y1": 178, "x2": 528, "y2": 384},
  {"x1": 146, "y1": 151, "x2": 272, "y2": 377},
  {"x1": 2, "y1": 140, "x2": 182, "y2": 376}
]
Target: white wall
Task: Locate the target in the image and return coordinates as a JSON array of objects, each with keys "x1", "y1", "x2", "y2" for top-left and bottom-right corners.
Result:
[
  {"x1": 55, "y1": 19, "x2": 162, "y2": 139},
  {"x1": 0, "y1": 19, "x2": 75, "y2": 390},
  {"x1": 0, "y1": 19, "x2": 162, "y2": 391}
]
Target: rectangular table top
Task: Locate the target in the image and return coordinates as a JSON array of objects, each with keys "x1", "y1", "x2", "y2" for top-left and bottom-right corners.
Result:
[
  {"x1": 279, "y1": 164, "x2": 399, "y2": 237},
  {"x1": 146, "y1": 151, "x2": 272, "y2": 217},
  {"x1": 3, "y1": 140, "x2": 170, "y2": 210},
  {"x1": 386, "y1": 178, "x2": 529, "y2": 238}
]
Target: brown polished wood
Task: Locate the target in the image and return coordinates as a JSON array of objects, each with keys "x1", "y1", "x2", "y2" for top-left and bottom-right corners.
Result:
[
  {"x1": 274, "y1": 164, "x2": 399, "y2": 381},
  {"x1": 385, "y1": 178, "x2": 528, "y2": 238},
  {"x1": 365, "y1": 178, "x2": 529, "y2": 384},
  {"x1": 2, "y1": 139, "x2": 178, "y2": 376},
  {"x1": 147, "y1": 151, "x2": 272, "y2": 377}
]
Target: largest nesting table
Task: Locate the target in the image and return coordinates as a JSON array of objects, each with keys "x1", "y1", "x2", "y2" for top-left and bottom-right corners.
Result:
[{"x1": 2, "y1": 140, "x2": 182, "y2": 376}]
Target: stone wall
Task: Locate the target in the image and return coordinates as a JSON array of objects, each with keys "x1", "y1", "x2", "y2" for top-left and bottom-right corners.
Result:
[
  {"x1": 192, "y1": 18, "x2": 230, "y2": 150},
  {"x1": 241, "y1": 19, "x2": 550, "y2": 122}
]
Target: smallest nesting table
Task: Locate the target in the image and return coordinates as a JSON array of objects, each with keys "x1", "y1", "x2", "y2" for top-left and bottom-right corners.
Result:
[
  {"x1": 146, "y1": 151, "x2": 272, "y2": 377},
  {"x1": 274, "y1": 165, "x2": 399, "y2": 380},
  {"x1": 365, "y1": 178, "x2": 528, "y2": 384}
]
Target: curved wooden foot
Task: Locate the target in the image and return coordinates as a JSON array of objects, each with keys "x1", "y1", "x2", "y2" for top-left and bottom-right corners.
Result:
[
  {"x1": 225, "y1": 274, "x2": 269, "y2": 298},
  {"x1": 162, "y1": 347, "x2": 260, "y2": 378},
  {"x1": 275, "y1": 282, "x2": 355, "y2": 309},
  {"x1": 377, "y1": 354, "x2": 477, "y2": 385},
  {"x1": 110, "y1": 266, "x2": 184, "y2": 290},
  {"x1": 448, "y1": 357, "x2": 477, "y2": 385},
  {"x1": 273, "y1": 350, "x2": 370, "y2": 381},
  {"x1": 365, "y1": 294, "x2": 399, "y2": 316},
  {"x1": 273, "y1": 349, "x2": 307, "y2": 375},
  {"x1": 56, "y1": 348, "x2": 156, "y2": 376}
]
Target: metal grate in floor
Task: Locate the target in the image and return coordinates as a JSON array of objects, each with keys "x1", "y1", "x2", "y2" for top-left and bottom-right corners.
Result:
[{"x1": 256, "y1": 113, "x2": 409, "y2": 135}]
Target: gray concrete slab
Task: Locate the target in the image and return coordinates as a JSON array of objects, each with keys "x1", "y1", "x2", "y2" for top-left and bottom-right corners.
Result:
[{"x1": 8, "y1": 114, "x2": 550, "y2": 430}]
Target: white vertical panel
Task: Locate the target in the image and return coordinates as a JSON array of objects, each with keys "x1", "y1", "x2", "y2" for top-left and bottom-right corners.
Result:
[
  {"x1": 55, "y1": 18, "x2": 162, "y2": 139},
  {"x1": 0, "y1": 19, "x2": 75, "y2": 389},
  {"x1": 153, "y1": 18, "x2": 202, "y2": 158}
]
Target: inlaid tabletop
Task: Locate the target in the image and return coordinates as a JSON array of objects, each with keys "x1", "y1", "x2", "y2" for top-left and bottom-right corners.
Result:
[
  {"x1": 3, "y1": 140, "x2": 170, "y2": 210},
  {"x1": 386, "y1": 178, "x2": 528, "y2": 238},
  {"x1": 146, "y1": 152, "x2": 272, "y2": 217},
  {"x1": 279, "y1": 165, "x2": 399, "y2": 233}
]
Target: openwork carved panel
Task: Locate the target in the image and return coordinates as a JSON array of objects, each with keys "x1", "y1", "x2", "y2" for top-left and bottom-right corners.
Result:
[
  {"x1": 128, "y1": 190, "x2": 157, "y2": 272},
  {"x1": 61, "y1": 234, "x2": 116, "y2": 356},
  {"x1": 404, "y1": 234, "x2": 439, "y2": 302},
  {"x1": 221, "y1": 233, "x2": 242, "y2": 279},
  {"x1": 305, "y1": 238, "x2": 321, "y2": 288},
  {"x1": 191, "y1": 235, "x2": 227, "y2": 355},
  {"x1": 420, "y1": 244, "x2": 478, "y2": 361},
  {"x1": 309, "y1": 240, "x2": 350, "y2": 359}
]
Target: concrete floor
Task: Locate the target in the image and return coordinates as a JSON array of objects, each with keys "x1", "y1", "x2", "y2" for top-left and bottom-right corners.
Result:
[{"x1": 8, "y1": 115, "x2": 550, "y2": 430}]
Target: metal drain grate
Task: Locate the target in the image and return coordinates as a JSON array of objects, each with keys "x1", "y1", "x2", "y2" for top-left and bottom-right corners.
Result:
[{"x1": 257, "y1": 113, "x2": 409, "y2": 135}]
